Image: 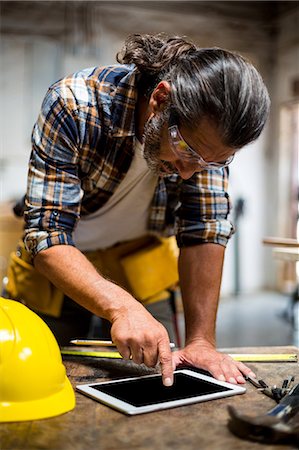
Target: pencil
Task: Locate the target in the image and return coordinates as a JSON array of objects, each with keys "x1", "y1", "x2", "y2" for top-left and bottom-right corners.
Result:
[{"x1": 70, "y1": 339, "x2": 176, "y2": 349}]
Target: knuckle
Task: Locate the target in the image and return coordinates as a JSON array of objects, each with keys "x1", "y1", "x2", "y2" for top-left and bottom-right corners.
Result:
[
  {"x1": 160, "y1": 351, "x2": 172, "y2": 362},
  {"x1": 132, "y1": 357, "x2": 141, "y2": 365},
  {"x1": 145, "y1": 352, "x2": 159, "y2": 367},
  {"x1": 143, "y1": 359, "x2": 157, "y2": 368}
]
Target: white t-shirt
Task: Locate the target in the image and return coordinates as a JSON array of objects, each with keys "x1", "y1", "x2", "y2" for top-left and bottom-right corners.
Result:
[{"x1": 73, "y1": 139, "x2": 158, "y2": 251}]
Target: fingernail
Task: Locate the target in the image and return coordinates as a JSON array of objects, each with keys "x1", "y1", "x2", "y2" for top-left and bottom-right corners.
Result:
[
  {"x1": 229, "y1": 377, "x2": 237, "y2": 384},
  {"x1": 164, "y1": 377, "x2": 173, "y2": 387},
  {"x1": 218, "y1": 375, "x2": 225, "y2": 382},
  {"x1": 250, "y1": 372, "x2": 257, "y2": 378},
  {"x1": 237, "y1": 376, "x2": 245, "y2": 384}
]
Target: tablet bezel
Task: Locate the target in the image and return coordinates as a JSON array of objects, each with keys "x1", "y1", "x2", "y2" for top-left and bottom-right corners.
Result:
[{"x1": 76, "y1": 369, "x2": 246, "y2": 415}]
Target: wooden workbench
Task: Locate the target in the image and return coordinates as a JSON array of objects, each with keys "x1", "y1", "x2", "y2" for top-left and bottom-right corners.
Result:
[{"x1": 1, "y1": 346, "x2": 298, "y2": 450}]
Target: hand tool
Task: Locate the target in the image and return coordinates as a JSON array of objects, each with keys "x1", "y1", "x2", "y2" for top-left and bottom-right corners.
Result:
[
  {"x1": 227, "y1": 383, "x2": 299, "y2": 445},
  {"x1": 245, "y1": 373, "x2": 295, "y2": 402},
  {"x1": 244, "y1": 374, "x2": 265, "y2": 389}
]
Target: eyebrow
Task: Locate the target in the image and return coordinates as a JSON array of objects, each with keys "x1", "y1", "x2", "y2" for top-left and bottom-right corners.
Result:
[
  {"x1": 176, "y1": 124, "x2": 234, "y2": 163},
  {"x1": 192, "y1": 137, "x2": 233, "y2": 162}
]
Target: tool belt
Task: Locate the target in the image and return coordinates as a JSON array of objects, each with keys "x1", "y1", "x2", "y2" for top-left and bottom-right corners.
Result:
[{"x1": 5, "y1": 235, "x2": 179, "y2": 318}]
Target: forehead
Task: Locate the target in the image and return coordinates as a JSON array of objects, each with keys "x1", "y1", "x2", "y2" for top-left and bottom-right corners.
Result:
[{"x1": 180, "y1": 118, "x2": 234, "y2": 161}]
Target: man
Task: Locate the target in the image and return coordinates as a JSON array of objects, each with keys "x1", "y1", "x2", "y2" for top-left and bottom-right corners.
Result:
[{"x1": 6, "y1": 34, "x2": 270, "y2": 386}]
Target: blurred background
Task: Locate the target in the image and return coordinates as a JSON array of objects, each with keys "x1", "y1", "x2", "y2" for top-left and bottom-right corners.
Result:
[{"x1": 0, "y1": 0, "x2": 298, "y2": 347}]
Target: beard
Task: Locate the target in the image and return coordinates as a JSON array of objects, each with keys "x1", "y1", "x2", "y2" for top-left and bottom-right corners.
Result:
[{"x1": 142, "y1": 108, "x2": 178, "y2": 177}]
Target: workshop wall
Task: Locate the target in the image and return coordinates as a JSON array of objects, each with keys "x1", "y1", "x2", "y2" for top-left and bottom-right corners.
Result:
[
  {"x1": 0, "y1": 1, "x2": 298, "y2": 295},
  {"x1": 264, "y1": 8, "x2": 299, "y2": 291}
]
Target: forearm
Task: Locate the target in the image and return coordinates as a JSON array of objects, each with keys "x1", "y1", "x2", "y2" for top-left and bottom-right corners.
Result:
[
  {"x1": 34, "y1": 244, "x2": 175, "y2": 385},
  {"x1": 175, "y1": 243, "x2": 255, "y2": 383},
  {"x1": 179, "y1": 243, "x2": 225, "y2": 346},
  {"x1": 34, "y1": 244, "x2": 138, "y2": 322}
]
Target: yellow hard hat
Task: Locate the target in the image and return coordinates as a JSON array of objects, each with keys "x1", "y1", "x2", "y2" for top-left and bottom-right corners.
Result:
[{"x1": 0, "y1": 297, "x2": 75, "y2": 422}]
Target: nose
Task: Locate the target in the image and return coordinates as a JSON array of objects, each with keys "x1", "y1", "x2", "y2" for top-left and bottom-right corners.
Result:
[{"x1": 174, "y1": 160, "x2": 202, "y2": 179}]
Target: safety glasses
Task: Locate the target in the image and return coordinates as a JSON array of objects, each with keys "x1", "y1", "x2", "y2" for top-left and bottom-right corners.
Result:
[{"x1": 168, "y1": 124, "x2": 234, "y2": 170}]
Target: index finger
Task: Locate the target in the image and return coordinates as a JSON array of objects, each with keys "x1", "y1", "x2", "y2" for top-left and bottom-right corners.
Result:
[{"x1": 158, "y1": 340, "x2": 174, "y2": 387}]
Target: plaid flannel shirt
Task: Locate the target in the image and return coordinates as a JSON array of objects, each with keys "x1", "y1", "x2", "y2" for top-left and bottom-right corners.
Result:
[{"x1": 24, "y1": 65, "x2": 234, "y2": 257}]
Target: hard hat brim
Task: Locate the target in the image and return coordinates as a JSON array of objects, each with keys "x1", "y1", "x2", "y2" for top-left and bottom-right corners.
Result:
[{"x1": 0, "y1": 376, "x2": 75, "y2": 422}]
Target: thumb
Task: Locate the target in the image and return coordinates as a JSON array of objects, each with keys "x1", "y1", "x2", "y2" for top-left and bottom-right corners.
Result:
[{"x1": 171, "y1": 349, "x2": 185, "y2": 368}]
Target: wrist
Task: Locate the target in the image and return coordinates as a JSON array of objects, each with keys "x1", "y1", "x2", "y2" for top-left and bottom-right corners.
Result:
[
  {"x1": 185, "y1": 336, "x2": 216, "y2": 349},
  {"x1": 94, "y1": 280, "x2": 140, "y2": 322}
]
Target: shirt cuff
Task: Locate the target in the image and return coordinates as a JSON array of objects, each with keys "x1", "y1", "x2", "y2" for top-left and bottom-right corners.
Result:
[
  {"x1": 176, "y1": 219, "x2": 235, "y2": 248},
  {"x1": 24, "y1": 230, "x2": 75, "y2": 257}
]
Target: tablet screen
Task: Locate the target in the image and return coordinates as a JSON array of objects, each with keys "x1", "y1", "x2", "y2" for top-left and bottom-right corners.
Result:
[
  {"x1": 91, "y1": 372, "x2": 232, "y2": 407},
  {"x1": 76, "y1": 370, "x2": 246, "y2": 415}
]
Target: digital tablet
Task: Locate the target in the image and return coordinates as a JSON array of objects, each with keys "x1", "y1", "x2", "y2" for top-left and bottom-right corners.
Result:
[{"x1": 76, "y1": 369, "x2": 246, "y2": 415}]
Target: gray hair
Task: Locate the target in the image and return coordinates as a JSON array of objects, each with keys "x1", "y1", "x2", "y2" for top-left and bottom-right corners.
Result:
[{"x1": 117, "y1": 33, "x2": 270, "y2": 149}]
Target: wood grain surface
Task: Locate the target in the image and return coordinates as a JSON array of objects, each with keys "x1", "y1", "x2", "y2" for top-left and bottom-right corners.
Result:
[{"x1": 1, "y1": 346, "x2": 298, "y2": 450}]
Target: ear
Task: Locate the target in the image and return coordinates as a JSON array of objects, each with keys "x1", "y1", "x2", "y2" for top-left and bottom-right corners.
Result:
[{"x1": 149, "y1": 81, "x2": 171, "y2": 113}]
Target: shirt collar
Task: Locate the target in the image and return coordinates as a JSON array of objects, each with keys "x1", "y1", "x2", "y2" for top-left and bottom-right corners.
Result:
[{"x1": 109, "y1": 67, "x2": 139, "y2": 138}]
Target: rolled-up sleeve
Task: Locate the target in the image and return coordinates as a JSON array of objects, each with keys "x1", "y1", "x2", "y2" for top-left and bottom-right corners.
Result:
[
  {"x1": 24, "y1": 88, "x2": 82, "y2": 257},
  {"x1": 176, "y1": 168, "x2": 234, "y2": 248}
]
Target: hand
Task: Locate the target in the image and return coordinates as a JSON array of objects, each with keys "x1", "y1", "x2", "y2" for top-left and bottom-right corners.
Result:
[
  {"x1": 172, "y1": 339, "x2": 256, "y2": 384},
  {"x1": 110, "y1": 303, "x2": 174, "y2": 387}
]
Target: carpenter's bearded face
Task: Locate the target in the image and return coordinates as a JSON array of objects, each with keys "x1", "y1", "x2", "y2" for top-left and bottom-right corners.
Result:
[
  {"x1": 142, "y1": 104, "x2": 236, "y2": 180},
  {"x1": 142, "y1": 108, "x2": 177, "y2": 177}
]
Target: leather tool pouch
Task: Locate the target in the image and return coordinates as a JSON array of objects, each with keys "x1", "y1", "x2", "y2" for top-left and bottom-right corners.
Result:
[
  {"x1": 83, "y1": 235, "x2": 179, "y2": 302},
  {"x1": 5, "y1": 241, "x2": 64, "y2": 318},
  {"x1": 5, "y1": 236, "x2": 179, "y2": 317},
  {"x1": 120, "y1": 236, "x2": 179, "y2": 300}
]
